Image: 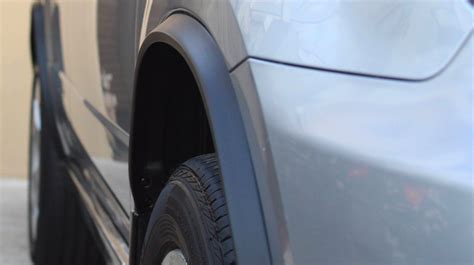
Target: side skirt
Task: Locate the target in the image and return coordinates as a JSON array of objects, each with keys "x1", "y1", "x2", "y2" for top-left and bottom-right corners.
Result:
[{"x1": 68, "y1": 165, "x2": 130, "y2": 265}]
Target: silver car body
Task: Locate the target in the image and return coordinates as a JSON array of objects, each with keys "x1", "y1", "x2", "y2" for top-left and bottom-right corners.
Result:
[{"x1": 35, "y1": 0, "x2": 473, "y2": 264}]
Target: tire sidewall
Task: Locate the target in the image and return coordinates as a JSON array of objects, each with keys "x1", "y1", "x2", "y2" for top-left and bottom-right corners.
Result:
[{"x1": 141, "y1": 179, "x2": 214, "y2": 265}]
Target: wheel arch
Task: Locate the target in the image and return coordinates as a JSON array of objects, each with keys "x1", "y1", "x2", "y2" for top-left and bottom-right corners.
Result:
[{"x1": 129, "y1": 13, "x2": 271, "y2": 265}]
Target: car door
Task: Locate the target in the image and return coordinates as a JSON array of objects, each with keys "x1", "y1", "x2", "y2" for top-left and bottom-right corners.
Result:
[{"x1": 52, "y1": 0, "x2": 137, "y2": 216}]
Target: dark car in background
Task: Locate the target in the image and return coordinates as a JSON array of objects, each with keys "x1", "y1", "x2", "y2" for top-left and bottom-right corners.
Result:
[{"x1": 28, "y1": 0, "x2": 473, "y2": 264}]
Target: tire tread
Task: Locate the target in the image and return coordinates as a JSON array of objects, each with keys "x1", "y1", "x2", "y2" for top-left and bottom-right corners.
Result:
[{"x1": 171, "y1": 154, "x2": 236, "y2": 265}]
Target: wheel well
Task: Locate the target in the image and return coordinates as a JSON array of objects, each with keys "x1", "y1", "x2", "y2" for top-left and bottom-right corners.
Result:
[
  {"x1": 130, "y1": 15, "x2": 272, "y2": 265},
  {"x1": 131, "y1": 42, "x2": 215, "y2": 212}
]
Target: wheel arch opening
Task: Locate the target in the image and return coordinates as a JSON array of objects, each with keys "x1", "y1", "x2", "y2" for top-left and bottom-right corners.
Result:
[{"x1": 130, "y1": 41, "x2": 215, "y2": 213}]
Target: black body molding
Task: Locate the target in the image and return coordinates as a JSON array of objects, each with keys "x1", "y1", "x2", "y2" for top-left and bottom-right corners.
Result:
[
  {"x1": 129, "y1": 14, "x2": 271, "y2": 265},
  {"x1": 31, "y1": 3, "x2": 62, "y2": 151}
]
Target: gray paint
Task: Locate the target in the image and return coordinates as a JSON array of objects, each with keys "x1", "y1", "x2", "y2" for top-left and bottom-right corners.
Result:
[
  {"x1": 138, "y1": 0, "x2": 473, "y2": 79},
  {"x1": 138, "y1": 0, "x2": 248, "y2": 68},
  {"x1": 36, "y1": 0, "x2": 474, "y2": 263},
  {"x1": 231, "y1": 0, "x2": 473, "y2": 80},
  {"x1": 231, "y1": 64, "x2": 293, "y2": 265},
  {"x1": 231, "y1": 33, "x2": 473, "y2": 264}
]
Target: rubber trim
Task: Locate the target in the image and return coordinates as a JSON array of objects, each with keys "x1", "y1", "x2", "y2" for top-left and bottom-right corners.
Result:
[
  {"x1": 31, "y1": 4, "x2": 61, "y2": 149},
  {"x1": 84, "y1": 100, "x2": 130, "y2": 147},
  {"x1": 130, "y1": 14, "x2": 271, "y2": 265}
]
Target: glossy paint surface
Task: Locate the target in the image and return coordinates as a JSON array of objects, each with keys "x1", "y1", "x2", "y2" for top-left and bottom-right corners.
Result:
[
  {"x1": 51, "y1": 0, "x2": 473, "y2": 217},
  {"x1": 137, "y1": 0, "x2": 247, "y2": 68},
  {"x1": 232, "y1": 0, "x2": 473, "y2": 80},
  {"x1": 37, "y1": 0, "x2": 473, "y2": 264},
  {"x1": 51, "y1": 0, "x2": 133, "y2": 213},
  {"x1": 231, "y1": 33, "x2": 473, "y2": 264},
  {"x1": 138, "y1": 0, "x2": 473, "y2": 79}
]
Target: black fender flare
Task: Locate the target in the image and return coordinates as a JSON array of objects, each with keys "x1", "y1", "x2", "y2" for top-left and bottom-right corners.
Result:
[
  {"x1": 31, "y1": 3, "x2": 51, "y2": 119},
  {"x1": 129, "y1": 13, "x2": 271, "y2": 265},
  {"x1": 30, "y1": 3, "x2": 66, "y2": 155}
]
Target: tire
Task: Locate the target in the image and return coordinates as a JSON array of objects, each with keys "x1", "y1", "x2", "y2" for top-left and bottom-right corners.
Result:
[
  {"x1": 28, "y1": 75, "x2": 104, "y2": 265},
  {"x1": 141, "y1": 154, "x2": 235, "y2": 265}
]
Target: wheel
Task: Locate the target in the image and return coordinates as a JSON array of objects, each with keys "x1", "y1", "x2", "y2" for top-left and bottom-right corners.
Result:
[
  {"x1": 27, "y1": 75, "x2": 103, "y2": 265},
  {"x1": 141, "y1": 154, "x2": 235, "y2": 265}
]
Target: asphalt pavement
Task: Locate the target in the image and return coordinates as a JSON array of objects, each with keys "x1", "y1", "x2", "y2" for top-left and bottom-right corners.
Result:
[{"x1": 0, "y1": 178, "x2": 32, "y2": 265}]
